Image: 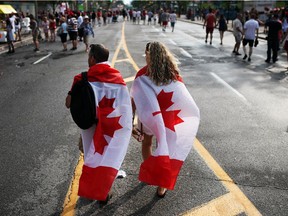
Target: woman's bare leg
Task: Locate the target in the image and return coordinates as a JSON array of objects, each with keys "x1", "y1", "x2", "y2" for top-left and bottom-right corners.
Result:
[{"x1": 141, "y1": 134, "x2": 153, "y2": 160}]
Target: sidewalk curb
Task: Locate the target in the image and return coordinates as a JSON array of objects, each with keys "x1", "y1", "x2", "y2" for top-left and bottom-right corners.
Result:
[{"x1": 0, "y1": 36, "x2": 33, "y2": 54}]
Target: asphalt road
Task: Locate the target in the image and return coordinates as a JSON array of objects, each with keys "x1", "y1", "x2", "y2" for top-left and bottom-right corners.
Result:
[{"x1": 0, "y1": 20, "x2": 287, "y2": 216}]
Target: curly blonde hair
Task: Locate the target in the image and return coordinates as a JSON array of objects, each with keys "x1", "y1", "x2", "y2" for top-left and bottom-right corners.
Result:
[{"x1": 146, "y1": 41, "x2": 180, "y2": 86}]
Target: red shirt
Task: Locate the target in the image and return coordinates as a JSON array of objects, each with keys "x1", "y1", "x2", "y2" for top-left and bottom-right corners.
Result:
[{"x1": 206, "y1": 13, "x2": 215, "y2": 28}]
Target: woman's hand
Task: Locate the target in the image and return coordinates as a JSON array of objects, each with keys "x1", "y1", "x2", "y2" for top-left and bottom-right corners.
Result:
[{"x1": 132, "y1": 125, "x2": 144, "y2": 142}]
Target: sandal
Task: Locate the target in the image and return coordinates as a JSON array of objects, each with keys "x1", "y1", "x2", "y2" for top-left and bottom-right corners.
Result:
[{"x1": 98, "y1": 192, "x2": 113, "y2": 206}]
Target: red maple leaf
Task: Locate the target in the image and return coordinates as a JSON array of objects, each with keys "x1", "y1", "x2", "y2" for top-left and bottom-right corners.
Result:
[
  {"x1": 93, "y1": 96, "x2": 123, "y2": 155},
  {"x1": 153, "y1": 90, "x2": 184, "y2": 131}
]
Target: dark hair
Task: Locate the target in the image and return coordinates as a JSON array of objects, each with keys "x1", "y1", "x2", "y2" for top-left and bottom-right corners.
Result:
[{"x1": 89, "y1": 44, "x2": 109, "y2": 63}]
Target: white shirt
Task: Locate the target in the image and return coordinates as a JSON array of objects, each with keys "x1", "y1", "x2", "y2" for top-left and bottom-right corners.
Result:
[
  {"x1": 9, "y1": 15, "x2": 16, "y2": 33},
  {"x1": 169, "y1": 13, "x2": 177, "y2": 22},
  {"x1": 77, "y1": 15, "x2": 83, "y2": 28},
  {"x1": 244, "y1": 19, "x2": 259, "y2": 40},
  {"x1": 136, "y1": 11, "x2": 141, "y2": 18}
]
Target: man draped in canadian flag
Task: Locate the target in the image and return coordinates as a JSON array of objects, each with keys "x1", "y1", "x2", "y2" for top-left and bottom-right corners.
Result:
[
  {"x1": 131, "y1": 42, "x2": 200, "y2": 198},
  {"x1": 66, "y1": 44, "x2": 132, "y2": 203}
]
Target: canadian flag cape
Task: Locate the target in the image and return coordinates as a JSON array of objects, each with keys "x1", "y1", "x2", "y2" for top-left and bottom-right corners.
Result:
[
  {"x1": 74, "y1": 63, "x2": 132, "y2": 201},
  {"x1": 130, "y1": 66, "x2": 200, "y2": 190}
]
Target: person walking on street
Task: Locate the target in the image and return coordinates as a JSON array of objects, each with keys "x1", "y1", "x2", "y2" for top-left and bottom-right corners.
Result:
[
  {"x1": 79, "y1": 15, "x2": 94, "y2": 52},
  {"x1": 58, "y1": 17, "x2": 68, "y2": 51},
  {"x1": 65, "y1": 44, "x2": 132, "y2": 204},
  {"x1": 68, "y1": 17, "x2": 78, "y2": 50},
  {"x1": 161, "y1": 10, "x2": 169, "y2": 32},
  {"x1": 14, "y1": 13, "x2": 21, "y2": 41},
  {"x1": 242, "y1": 13, "x2": 259, "y2": 62},
  {"x1": 41, "y1": 16, "x2": 49, "y2": 42},
  {"x1": 203, "y1": 8, "x2": 216, "y2": 45},
  {"x1": 216, "y1": 14, "x2": 227, "y2": 45},
  {"x1": 169, "y1": 10, "x2": 177, "y2": 32},
  {"x1": 232, "y1": 13, "x2": 243, "y2": 55},
  {"x1": 5, "y1": 17, "x2": 15, "y2": 54},
  {"x1": 265, "y1": 14, "x2": 282, "y2": 63},
  {"x1": 49, "y1": 15, "x2": 56, "y2": 42},
  {"x1": 130, "y1": 41, "x2": 200, "y2": 198},
  {"x1": 77, "y1": 13, "x2": 84, "y2": 41},
  {"x1": 29, "y1": 14, "x2": 40, "y2": 52}
]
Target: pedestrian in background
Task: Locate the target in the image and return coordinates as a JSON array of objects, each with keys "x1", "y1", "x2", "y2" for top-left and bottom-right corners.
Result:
[
  {"x1": 169, "y1": 10, "x2": 177, "y2": 32},
  {"x1": 5, "y1": 16, "x2": 15, "y2": 54},
  {"x1": 68, "y1": 16, "x2": 78, "y2": 50},
  {"x1": 216, "y1": 14, "x2": 227, "y2": 45},
  {"x1": 14, "y1": 13, "x2": 21, "y2": 41},
  {"x1": 91, "y1": 11, "x2": 96, "y2": 27},
  {"x1": 232, "y1": 13, "x2": 243, "y2": 55},
  {"x1": 242, "y1": 13, "x2": 259, "y2": 62},
  {"x1": 131, "y1": 41, "x2": 200, "y2": 198},
  {"x1": 77, "y1": 12, "x2": 83, "y2": 41},
  {"x1": 79, "y1": 15, "x2": 94, "y2": 52},
  {"x1": 41, "y1": 16, "x2": 49, "y2": 42},
  {"x1": 49, "y1": 15, "x2": 56, "y2": 42},
  {"x1": 265, "y1": 14, "x2": 282, "y2": 63},
  {"x1": 161, "y1": 10, "x2": 169, "y2": 32},
  {"x1": 203, "y1": 8, "x2": 216, "y2": 45},
  {"x1": 282, "y1": 27, "x2": 288, "y2": 62},
  {"x1": 58, "y1": 17, "x2": 68, "y2": 51},
  {"x1": 29, "y1": 14, "x2": 40, "y2": 52}
]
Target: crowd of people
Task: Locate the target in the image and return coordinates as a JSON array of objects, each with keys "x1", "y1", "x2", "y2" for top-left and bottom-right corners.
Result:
[
  {"x1": 4, "y1": 8, "x2": 130, "y2": 54},
  {"x1": 5, "y1": 5, "x2": 288, "y2": 64},
  {"x1": 203, "y1": 7, "x2": 288, "y2": 63}
]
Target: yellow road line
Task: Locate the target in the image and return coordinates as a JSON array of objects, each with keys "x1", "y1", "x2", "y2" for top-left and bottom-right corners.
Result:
[
  {"x1": 193, "y1": 139, "x2": 262, "y2": 216},
  {"x1": 61, "y1": 155, "x2": 84, "y2": 216},
  {"x1": 115, "y1": 58, "x2": 130, "y2": 63},
  {"x1": 182, "y1": 192, "x2": 245, "y2": 216}
]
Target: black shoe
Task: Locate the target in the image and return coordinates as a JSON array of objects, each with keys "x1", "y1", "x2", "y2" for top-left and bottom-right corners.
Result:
[
  {"x1": 243, "y1": 54, "x2": 247, "y2": 60},
  {"x1": 235, "y1": 52, "x2": 241, "y2": 56},
  {"x1": 273, "y1": 58, "x2": 278, "y2": 63},
  {"x1": 232, "y1": 50, "x2": 236, "y2": 53},
  {"x1": 265, "y1": 59, "x2": 270, "y2": 63},
  {"x1": 248, "y1": 57, "x2": 251, "y2": 62},
  {"x1": 210, "y1": 41, "x2": 212, "y2": 45},
  {"x1": 205, "y1": 40, "x2": 207, "y2": 43}
]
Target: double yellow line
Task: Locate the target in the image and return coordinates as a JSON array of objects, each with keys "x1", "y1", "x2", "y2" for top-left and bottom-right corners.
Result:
[{"x1": 61, "y1": 22, "x2": 262, "y2": 216}]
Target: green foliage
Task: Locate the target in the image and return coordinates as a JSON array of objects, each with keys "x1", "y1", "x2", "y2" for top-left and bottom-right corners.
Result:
[{"x1": 275, "y1": 1, "x2": 287, "y2": 8}]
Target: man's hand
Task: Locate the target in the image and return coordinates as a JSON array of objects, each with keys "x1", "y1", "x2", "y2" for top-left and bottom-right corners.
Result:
[{"x1": 65, "y1": 94, "x2": 71, "y2": 108}]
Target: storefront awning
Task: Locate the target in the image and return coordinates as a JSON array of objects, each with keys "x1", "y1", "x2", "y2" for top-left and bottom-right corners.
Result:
[{"x1": 0, "y1": 5, "x2": 17, "y2": 14}]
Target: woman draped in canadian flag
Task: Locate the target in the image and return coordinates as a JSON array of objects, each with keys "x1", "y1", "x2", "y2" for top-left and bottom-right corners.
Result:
[{"x1": 131, "y1": 41, "x2": 200, "y2": 198}]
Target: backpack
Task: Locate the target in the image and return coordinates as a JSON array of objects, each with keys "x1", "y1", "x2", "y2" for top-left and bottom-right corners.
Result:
[{"x1": 70, "y1": 72, "x2": 97, "y2": 129}]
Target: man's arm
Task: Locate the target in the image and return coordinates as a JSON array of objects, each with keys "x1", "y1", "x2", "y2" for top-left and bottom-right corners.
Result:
[{"x1": 65, "y1": 94, "x2": 71, "y2": 108}]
